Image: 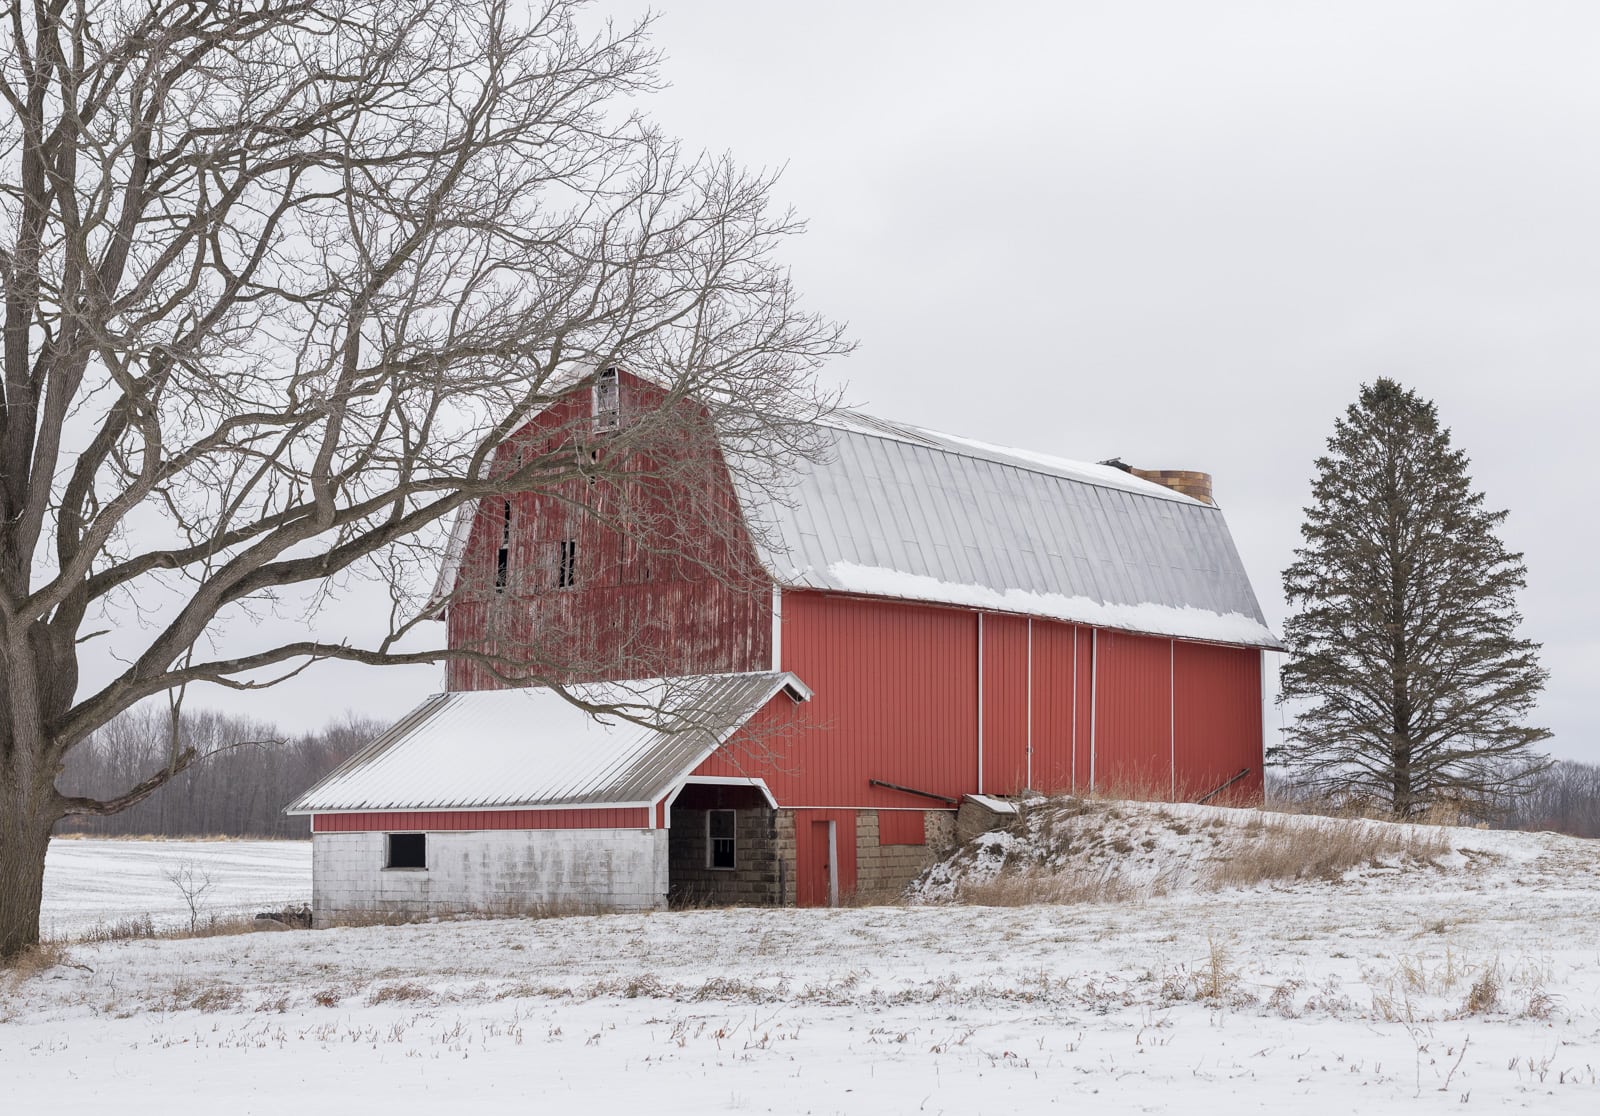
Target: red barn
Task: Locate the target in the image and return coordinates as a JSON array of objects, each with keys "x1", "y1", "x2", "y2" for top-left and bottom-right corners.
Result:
[{"x1": 291, "y1": 369, "x2": 1280, "y2": 919}]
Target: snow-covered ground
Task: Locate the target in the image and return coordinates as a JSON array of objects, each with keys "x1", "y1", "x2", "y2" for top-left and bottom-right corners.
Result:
[
  {"x1": 39, "y1": 837, "x2": 311, "y2": 938},
  {"x1": 5, "y1": 808, "x2": 1599, "y2": 1114}
]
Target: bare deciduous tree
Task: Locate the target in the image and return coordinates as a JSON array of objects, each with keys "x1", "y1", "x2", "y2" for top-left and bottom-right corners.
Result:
[{"x1": 0, "y1": 0, "x2": 846, "y2": 957}]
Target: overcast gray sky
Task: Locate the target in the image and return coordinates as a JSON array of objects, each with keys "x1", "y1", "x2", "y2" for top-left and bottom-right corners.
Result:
[{"x1": 185, "y1": 1, "x2": 1599, "y2": 760}]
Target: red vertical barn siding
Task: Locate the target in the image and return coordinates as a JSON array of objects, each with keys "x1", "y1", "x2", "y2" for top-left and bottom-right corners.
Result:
[
  {"x1": 697, "y1": 591, "x2": 979, "y2": 809},
  {"x1": 878, "y1": 811, "x2": 927, "y2": 845},
  {"x1": 795, "y1": 809, "x2": 858, "y2": 906},
  {"x1": 1173, "y1": 642, "x2": 1264, "y2": 802},
  {"x1": 981, "y1": 614, "x2": 1030, "y2": 795},
  {"x1": 1075, "y1": 626, "x2": 1094, "y2": 791},
  {"x1": 1028, "y1": 620, "x2": 1082, "y2": 794},
  {"x1": 445, "y1": 372, "x2": 770, "y2": 690},
  {"x1": 1092, "y1": 631, "x2": 1173, "y2": 795}
]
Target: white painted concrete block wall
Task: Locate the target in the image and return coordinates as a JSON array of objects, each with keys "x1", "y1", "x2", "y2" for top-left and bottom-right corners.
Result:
[{"x1": 312, "y1": 828, "x2": 668, "y2": 925}]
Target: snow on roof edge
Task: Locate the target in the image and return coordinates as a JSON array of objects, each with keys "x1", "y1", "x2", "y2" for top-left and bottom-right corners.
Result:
[{"x1": 809, "y1": 562, "x2": 1285, "y2": 649}]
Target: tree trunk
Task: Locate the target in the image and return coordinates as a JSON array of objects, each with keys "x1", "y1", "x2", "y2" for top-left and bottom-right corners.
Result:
[
  {"x1": 1392, "y1": 737, "x2": 1413, "y2": 818},
  {"x1": 0, "y1": 759, "x2": 60, "y2": 959},
  {"x1": 0, "y1": 625, "x2": 72, "y2": 960}
]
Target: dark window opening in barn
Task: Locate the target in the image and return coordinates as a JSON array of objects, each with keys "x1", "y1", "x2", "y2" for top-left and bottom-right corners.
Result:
[
  {"x1": 707, "y1": 809, "x2": 736, "y2": 870},
  {"x1": 386, "y1": 833, "x2": 426, "y2": 869},
  {"x1": 592, "y1": 367, "x2": 621, "y2": 432},
  {"x1": 557, "y1": 539, "x2": 577, "y2": 588},
  {"x1": 495, "y1": 500, "x2": 511, "y2": 591}
]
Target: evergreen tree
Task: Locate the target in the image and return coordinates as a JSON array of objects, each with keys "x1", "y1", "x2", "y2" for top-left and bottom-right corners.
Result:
[{"x1": 1275, "y1": 379, "x2": 1550, "y2": 816}]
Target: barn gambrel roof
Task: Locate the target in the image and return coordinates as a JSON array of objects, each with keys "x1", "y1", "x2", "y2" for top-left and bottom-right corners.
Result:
[{"x1": 428, "y1": 403, "x2": 1281, "y2": 650}]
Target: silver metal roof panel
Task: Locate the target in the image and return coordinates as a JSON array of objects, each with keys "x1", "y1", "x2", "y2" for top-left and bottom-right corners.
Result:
[{"x1": 287, "y1": 672, "x2": 808, "y2": 814}]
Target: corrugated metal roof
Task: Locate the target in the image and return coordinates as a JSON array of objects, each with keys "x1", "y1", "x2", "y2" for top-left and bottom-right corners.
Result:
[
  {"x1": 287, "y1": 672, "x2": 806, "y2": 814},
  {"x1": 738, "y1": 413, "x2": 1282, "y2": 649}
]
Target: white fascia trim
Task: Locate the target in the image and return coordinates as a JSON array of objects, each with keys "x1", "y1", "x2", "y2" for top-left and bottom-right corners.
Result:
[
  {"x1": 772, "y1": 585, "x2": 783, "y2": 672},
  {"x1": 786, "y1": 804, "x2": 958, "y2": 812},
  {"x1": 285, "y1": 800, "x2": 654, "y2": 816}
]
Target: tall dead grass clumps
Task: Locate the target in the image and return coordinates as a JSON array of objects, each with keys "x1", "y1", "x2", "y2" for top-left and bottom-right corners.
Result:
[
  {"x1": 1206, "y1": 816, "x2": 1449, "y2": 888},
  {"x1": 0, "y1": 940, "x2": 72, "y2": 984}
]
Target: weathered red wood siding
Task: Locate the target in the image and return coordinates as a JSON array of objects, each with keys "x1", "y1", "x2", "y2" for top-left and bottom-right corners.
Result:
[
  {"x1": 312, "y1": 808, "x2": 651, "y2": 832},
  {"x1": 445, "y1": 371, "x2": 771, "y2": 690}
]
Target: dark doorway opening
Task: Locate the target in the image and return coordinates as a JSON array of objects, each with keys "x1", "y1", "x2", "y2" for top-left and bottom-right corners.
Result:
[{"x1": 667, "y1": 783, "x2": 782, "y2": 907}]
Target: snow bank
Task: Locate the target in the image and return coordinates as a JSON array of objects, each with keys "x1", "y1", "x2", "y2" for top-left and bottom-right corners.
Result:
[{"x1": 909, "y1": 797, "x2": 1575, "y2": 903}]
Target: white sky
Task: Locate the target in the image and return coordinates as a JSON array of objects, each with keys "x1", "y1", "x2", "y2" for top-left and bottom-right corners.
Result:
[{"x1": 171, "y1": 1, "x2": 1599, "y2": 761}]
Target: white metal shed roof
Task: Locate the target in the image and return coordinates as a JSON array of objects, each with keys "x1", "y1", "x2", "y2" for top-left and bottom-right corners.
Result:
[{"x1": 286, "y1": 672, "x2": 808, "y2": 814}]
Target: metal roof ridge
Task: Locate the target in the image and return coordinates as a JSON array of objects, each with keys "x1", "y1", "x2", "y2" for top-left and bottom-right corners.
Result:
[{"x1": 807, "y1": 410, "x2": 1208, "y2": 508}]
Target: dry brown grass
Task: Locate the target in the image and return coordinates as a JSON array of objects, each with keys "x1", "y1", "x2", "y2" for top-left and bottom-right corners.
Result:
[
  {"x1": 1263, "y1": 792, "x2": 1476, "y2": 829},
  {"x1": 73, "y1": 912, "x2": 270, "y2": 943},
  {"x1": 368, "y1": 981, "x2": 434, "y2": 1005},
  {"x1": 1465, "y1": 965, "x2": 1501, "y2": 1015},
  {"x1": 1, "y1": 940, "x2": 72, "y2": 982},
  {"x1": 950, "y1": 865, "x2": 1137, "y2": 906},
  {"x1": 1205, "y1": 816, "x2": 1448, "y2": 887}
]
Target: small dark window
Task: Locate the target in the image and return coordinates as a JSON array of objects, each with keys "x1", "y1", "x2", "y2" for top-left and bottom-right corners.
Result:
[
  {"x1": 495, "y1": 500, "x2": 511, "y2": 591},
  {"x1": 707, "y1": 810, "x2": 736, "y2": 870},
  {"x1": 592, "y1": 367, "x2": 620, "y2": 432},
  {"x1": 386, "y1": 833, "x2": 426, "y2": 869},
  {"x1": 557, "y1": 538, "x2": 577, "y2": 588}
]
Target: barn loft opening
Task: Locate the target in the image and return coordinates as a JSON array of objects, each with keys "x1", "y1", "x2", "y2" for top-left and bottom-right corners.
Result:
[
  {"x1": 495, "y1": 500, "x2": 511, "y2": 590},
  {"x1": 557, "y1": 539, "x2": 577, "y2": 588},
  {"x1": 592, "y1": 367, "x2": 620, "y2": 432},
  {"x1": 385, "y1": 833, "x2": 426, "y2": 869}
]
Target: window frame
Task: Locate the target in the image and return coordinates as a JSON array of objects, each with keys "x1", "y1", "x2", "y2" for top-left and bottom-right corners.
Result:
[
  {"x1": 384, "y1": 832, "x2": 427, "y2": 870},
  {"x1": 706, "y1": 809, "x2": 737, "y2": 871}
]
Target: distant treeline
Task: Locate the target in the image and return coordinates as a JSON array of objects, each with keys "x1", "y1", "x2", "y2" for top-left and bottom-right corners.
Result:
[
  {"x1": 56, "y1": 705, "x2": 1600, "y2": 841},
  {"x1": 1268, "y1": 758, "x2": 1600, "y2": 838},
  {"x1": 55, "y1": 706, "x2": 384, "y2": 838},
  {"x1": 1491, "y1": 759, "x2": 1600, "y2": 838}
]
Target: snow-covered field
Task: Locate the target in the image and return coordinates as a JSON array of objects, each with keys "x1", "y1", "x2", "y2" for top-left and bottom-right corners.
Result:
[
  {"x1": 5, "y1": 808, "x2": 1600, "y2": 1114},
  {"x1": 39, "y1": 837, "x2": 311, "y2": 938}
]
